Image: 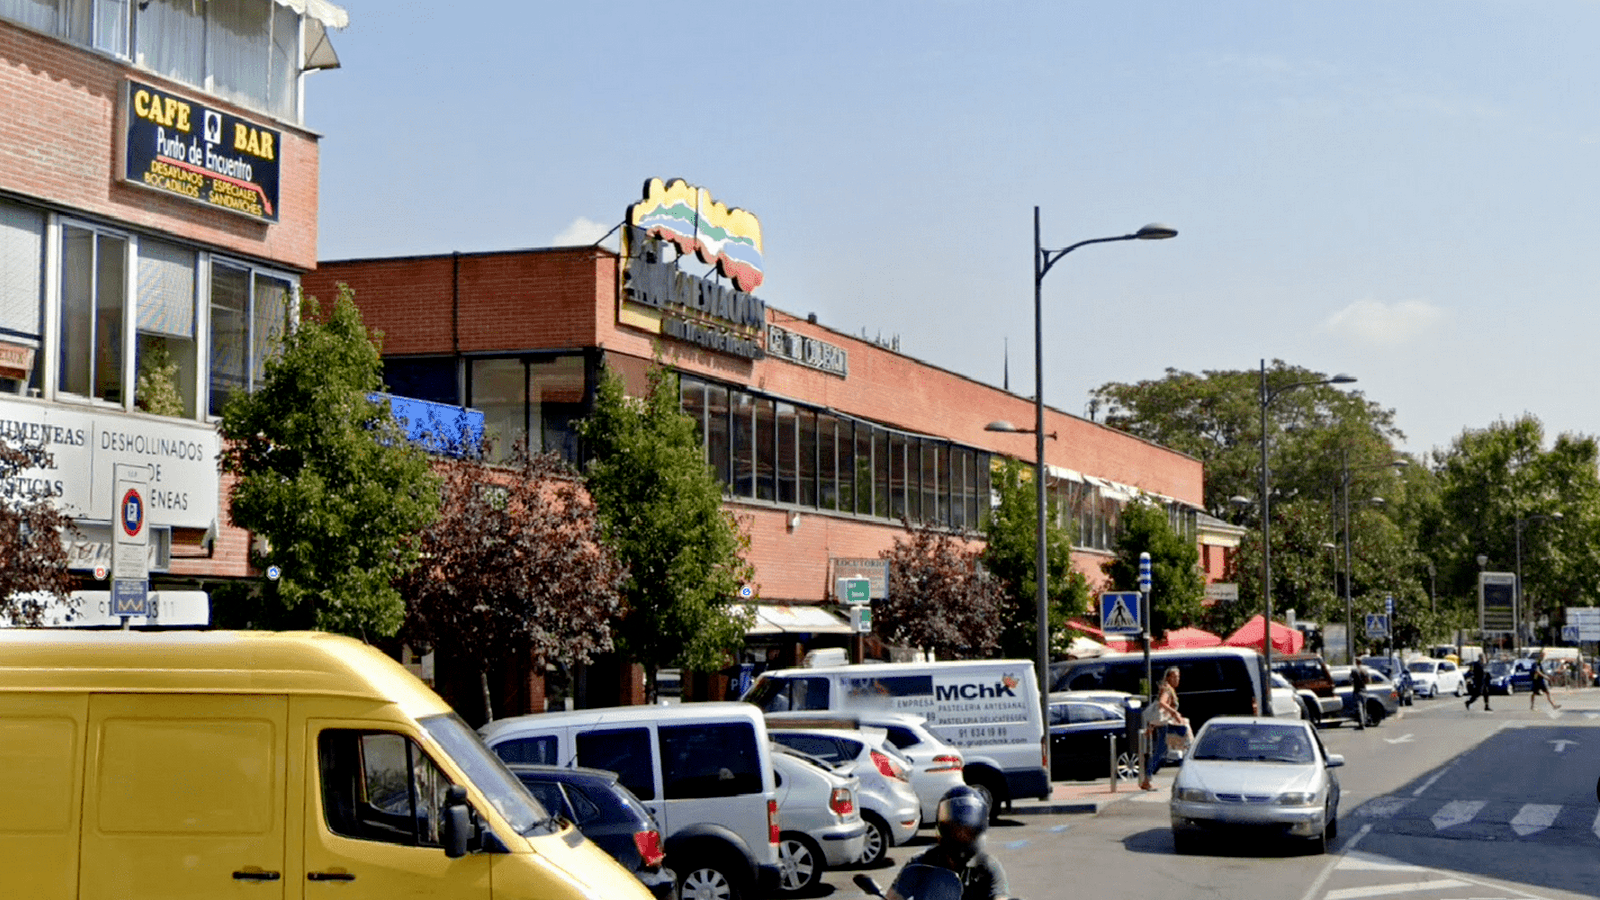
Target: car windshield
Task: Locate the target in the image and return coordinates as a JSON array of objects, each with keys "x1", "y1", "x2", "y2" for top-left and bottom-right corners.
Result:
[
  {"x1": 1408, "y1": 661, "x2": 1436, "y2": 673},
  {"x1": 420, "y1": 713, "x2": 549, "y2": 836},
  {"x1": 1489, "y1": 661, "x2": 1512, "y2": 675},
  {"x1": 1193, "y1": 724, "x2": 1315, "y2": 764}
]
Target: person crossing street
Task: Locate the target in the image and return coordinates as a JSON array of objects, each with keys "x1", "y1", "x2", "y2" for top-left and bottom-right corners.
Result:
[{"x1": 1464, "y1": 656, "x2": 1492, "y2": 711}]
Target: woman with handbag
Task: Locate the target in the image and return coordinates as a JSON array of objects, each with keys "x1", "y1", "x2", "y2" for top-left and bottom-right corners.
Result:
[{"x1": 1141, "y1": 667, "x2": 1189, "y2": 790}]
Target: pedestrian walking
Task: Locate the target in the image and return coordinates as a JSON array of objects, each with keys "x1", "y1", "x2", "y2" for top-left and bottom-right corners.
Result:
[
  {"x1": 1464, "y1": 657, "x2": 1491, "y2": 710},
  {"x1": 1141, "y1": 667, "x2": 1187, "y2": 791},
  {"x1": 1530, "y1": 658, "x2": 1561, "y2": 710},
  {"x1": 1351, "y1": 663, "x2": 1368, "y2": 728}
]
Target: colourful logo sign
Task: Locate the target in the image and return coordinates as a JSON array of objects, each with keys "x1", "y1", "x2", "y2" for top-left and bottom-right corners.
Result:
[
  {"x1": 120, "y1": 488, "x2": 144, "y2": 537},
  {"x1": 629, "y1": 178, "x2": 764, "y2": 291}
]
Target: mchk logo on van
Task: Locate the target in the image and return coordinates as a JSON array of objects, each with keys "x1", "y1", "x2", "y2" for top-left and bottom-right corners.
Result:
[{"x1": 934, "y1": 675, "x2": 1021, "y2": 701}]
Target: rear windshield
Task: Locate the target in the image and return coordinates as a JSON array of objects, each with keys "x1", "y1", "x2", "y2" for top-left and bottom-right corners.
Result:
[{"x1": 745, "y1": 675, "x2": 830, "y2": 712}]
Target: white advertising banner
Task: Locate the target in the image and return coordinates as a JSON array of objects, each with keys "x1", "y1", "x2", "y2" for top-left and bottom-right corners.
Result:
[{"x1": 0, "y1": 397, "x2": 220, "y2": 530}]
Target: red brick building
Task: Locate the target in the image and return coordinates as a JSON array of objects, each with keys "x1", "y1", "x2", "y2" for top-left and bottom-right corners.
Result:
[
  {"x1": 0, "y1": 1, "x2": 346, "y2": 624},
  {"x1": 306, "y1": 187, "x2": 1211, "y2": 690}
]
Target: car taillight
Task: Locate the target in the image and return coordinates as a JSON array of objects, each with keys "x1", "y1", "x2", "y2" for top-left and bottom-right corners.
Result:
[
  {"x1": 829, "y1": 787, "x2": 855, "y2": 816},
  {"x1": 632, "y1": 829, "x2": 665, "y2": 869},
  {"x1": 871, "y1": 749, "x2": 908, "y2": 781},
  {"x1": 768, "y1": 799, "x2": 780, "y2": 845},
  {"x1": 928, "y1": 754, "x2": 963, "y2": 773}
]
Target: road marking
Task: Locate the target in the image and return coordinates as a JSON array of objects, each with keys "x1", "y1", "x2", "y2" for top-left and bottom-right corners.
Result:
[
  {"x1": 1048, "y1": 824, "x2": 1070, "y2": 833},
  {"x1": 1593, "y1": 808, "x2": 1600, "y2": 841},
  {"x1": 1001, "y1": 839, "x2": 1030, "y2": 850},
  {"x1": 1430, "y1": 799, "x2": 1485, "y2": 830},
  {"x1": 1383, "y1": 733, "x2": 1415, "y2": 745},
  {"x1": 1295, "y1": 823, "x2": 1367, "y2": 900},
  {"x1": 1549, "y1": 739, "x2": 1578, "y2": 753},
  {"x1": 1337, "y1": 853, "x2": 1426, "y2": 871},
  {"x1": 1509, "y1": 803, "x2": 1560, "y2": 836},
  {"x1": 1323, "y1": 879, "x2": 1469, "y2": 900},
  {"x1": 1356, "y1": 797, "x2": 1414, "y2": 819},
  {"x1": 1411, "y1": 769, "x2": 1448, "y2": 796}
]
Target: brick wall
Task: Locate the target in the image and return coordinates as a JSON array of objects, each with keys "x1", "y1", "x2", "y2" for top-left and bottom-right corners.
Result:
[{"x1": 0, "y1": 22, "x2": 320, "y2": 269}]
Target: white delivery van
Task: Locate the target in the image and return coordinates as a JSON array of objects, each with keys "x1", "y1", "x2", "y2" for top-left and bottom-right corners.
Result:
[
  {"x1": 480, "y1": 702, "x2": 780, "y2": 900},
  {"x1": 743, "y1": 660, "x2": 1048, "y2": 813}
]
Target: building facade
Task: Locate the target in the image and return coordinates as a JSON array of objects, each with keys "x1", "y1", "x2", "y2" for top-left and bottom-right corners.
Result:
[
  {"x1": 0, "y1": 0, "x2": 345, "y2": 624},
  {"x1": 304, "y1": 180, "x2": 1209, "y2": 684}
]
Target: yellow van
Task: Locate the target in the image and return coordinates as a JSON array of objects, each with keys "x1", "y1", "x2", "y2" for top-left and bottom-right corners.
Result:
[{"x1": 0, "y1": 630, "x2": 650, "y2": 900}]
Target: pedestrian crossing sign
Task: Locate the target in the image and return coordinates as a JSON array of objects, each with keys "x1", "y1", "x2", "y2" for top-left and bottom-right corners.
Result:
[{"x1": 1101, "y1": 591, "x2": 1142, "y2": 635}]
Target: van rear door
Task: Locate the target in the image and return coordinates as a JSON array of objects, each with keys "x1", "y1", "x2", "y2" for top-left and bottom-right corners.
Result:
[
  {"x1": 0, "y1": 694, "x2": 87, "y2": 900},
  {"x1": 80, "y1": 694, "x2": 287, "y2": 900}
]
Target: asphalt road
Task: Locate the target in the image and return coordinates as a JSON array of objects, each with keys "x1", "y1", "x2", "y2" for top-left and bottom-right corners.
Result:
[{"x1": 798, "y1": 685, "x2": 1600, "y2": 900}]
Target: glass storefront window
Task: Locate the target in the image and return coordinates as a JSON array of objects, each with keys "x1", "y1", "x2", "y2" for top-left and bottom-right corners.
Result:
[{"x1": 59, "y1": 225, "x2": 127, "y2": 404}]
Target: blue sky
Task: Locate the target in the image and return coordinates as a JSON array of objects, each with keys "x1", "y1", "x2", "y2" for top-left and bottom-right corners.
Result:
[{"x1": 308, "y1": 1, "x2": 1600, "y2": 459}]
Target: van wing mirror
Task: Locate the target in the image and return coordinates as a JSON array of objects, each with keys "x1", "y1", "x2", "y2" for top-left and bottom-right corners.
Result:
[{"x1": 442, "y1": 784, "x2": 473, "y2": 858}]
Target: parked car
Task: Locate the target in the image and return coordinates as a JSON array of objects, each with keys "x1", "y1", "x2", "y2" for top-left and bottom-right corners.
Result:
[
  {"x1": 1051, "y1": 647, "x2": 1268, "y2": 733},
  {"x1": 1169, "y1": 716, "x2": 1344, "y2": 854},
  {"x1": 1269, "y1": 653, "x2": 1346, "y2": 725},
  {"x1": 766, "y1": 726, "x2": 921, "y2": 867},
  {"x1": 766, "y1": 711, "x2": 965, "y2": 825},
  {"x1": 1485, "y1": 658, "x2": 1526, "y2": 694},
  {"x1": 1046, "y1": 696, "x2": 1138, "y2": 781},
  {"x1": 506, "y1": 764, "x2": 677, "y2": 900},
  {"x1": 1407, "y1": 657, "x2": 1465, "y2": 698},
  {"x1": 770, "y1": 746, "x2": 867, "y2": 895},
  {"x1": 1330, "y1": 665, "x2": 1400, "y2": 726},
  {"x1": 1358, "y1": 655, "x2": 1415, "y2": 706},
  {"x1": 1269, "y1": 672, "x2": 1308, "y2": 719}
]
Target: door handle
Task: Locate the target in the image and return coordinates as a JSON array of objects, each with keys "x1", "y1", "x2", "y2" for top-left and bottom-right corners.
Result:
[
  {"x1": 307, "y1": 871, "x2": 357, "y2": 882},
  {"x1": 232, "y1": 869, "x2": 282, "y2": 881}
]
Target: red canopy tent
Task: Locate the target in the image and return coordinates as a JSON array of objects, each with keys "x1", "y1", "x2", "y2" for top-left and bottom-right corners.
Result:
[
  {"x1": 1222, "y1": 615, "x2": 1304, "y2": 654},
  {"x1": 1067, "y1": 619, "x2": 1136, "y2": 653},
  {"x1": 1158, "y1": 626, "x2": 1223, "y2": 649}
]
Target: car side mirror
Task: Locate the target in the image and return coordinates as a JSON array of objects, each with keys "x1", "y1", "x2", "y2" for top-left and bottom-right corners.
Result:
[
  {"x1": 442, "y1": 785, "x2": 473, "y2": 858},
  {"x1": 1325, "y1": 754, "x2": 1345, "y2": 769}
]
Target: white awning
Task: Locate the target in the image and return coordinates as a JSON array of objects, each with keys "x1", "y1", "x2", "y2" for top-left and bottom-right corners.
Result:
[
  {"x1": 276, "y1": 0, "x2": 349, "y2": 29},
  {"x1": 1046, "y1": 464, "x2": 1083, "y2": 483},
  {"x1": 748, "y1": 604, "x2": 854, "y2": 636}
]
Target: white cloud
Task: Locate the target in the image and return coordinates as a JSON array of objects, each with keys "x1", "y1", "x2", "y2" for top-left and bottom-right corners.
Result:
[
  {"x1": 551, "y1": 216, "x2": 614, "y2": 247},
  {"x1": 1321, "y1": 299, "x2": 1444, "y2": 346}
]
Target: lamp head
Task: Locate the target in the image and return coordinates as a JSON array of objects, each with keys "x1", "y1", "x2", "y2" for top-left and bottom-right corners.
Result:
[
  {"x1": 1135, "y1": 223, "x2": 1178, "y2": 240},
  {"x1": 985, "y1": 420, "x2": 1022, "y2": 434},
  {"x1": 1329, "y1": 374, "x2": 1357, "y2": 385}
]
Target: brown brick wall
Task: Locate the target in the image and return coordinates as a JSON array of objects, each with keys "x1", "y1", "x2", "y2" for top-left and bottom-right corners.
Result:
[{"x1": 0, "y1": 22, "x2": 319, "y2": 269}]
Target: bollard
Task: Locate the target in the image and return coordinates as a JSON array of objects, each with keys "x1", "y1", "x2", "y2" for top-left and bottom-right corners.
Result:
[{"x1": 1109, "y1": 734, "x2": 1118, "y2": 792}]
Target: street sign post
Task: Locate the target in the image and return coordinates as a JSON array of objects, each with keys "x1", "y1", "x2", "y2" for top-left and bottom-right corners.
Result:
[
  {"x1": 1365, "y1": 613, "x2": 1390, "y2": 640},
  {"x1": 110, "y1": 464, "x2": 152, "y2": 621}
]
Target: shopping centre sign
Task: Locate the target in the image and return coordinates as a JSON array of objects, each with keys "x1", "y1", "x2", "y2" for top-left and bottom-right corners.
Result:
[{"x1": 120, "y1": 79, "x2": 282, "y2": 223}]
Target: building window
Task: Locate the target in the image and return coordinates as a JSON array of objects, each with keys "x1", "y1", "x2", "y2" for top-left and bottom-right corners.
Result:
[
  {"x1": 752, "y1": 397, "x2": 776, "y2": 501},
  {"x1": 705, "y1": 382, "x2": 730, "y2": 487},
  {"x1": 528, "y1": 355, "x2": 585, "y2": 462},
  {"x1": 0, "y1": 0, "x2": 129, "y2": 56},
  {"x1": 207, "y1": 262, "x2": 290, "y2": 417},
  {"x1": 134, "y1": 0, "x2": 301, "y2": 120},
  {"x1": 58, "y1": 224, "x2": 128, "y2": 404},
  {"x1": 0, "y1": 202, "x2": 44, "y2": 396},
  {"x1": 469, "y1": 357, "x2": 523, "y2": 463},
  {"x1": 888, "y1": 432, "x2": 907, "y2": 521},
  {"x1": 134, "y1": 238, "x2": 197, "y2": 417},
  {"x1": 382, "y1": 357, "x2": 460, "y2": 406},
  {"x1": 731, "y1": 390, "x2": 755, "y2": 498},
  {"x1": 775, "y1": 401, "x2": 798, "y2": 505},
  {"x1": 796, "y1": 407, "x2": 816, "y2": 508}
]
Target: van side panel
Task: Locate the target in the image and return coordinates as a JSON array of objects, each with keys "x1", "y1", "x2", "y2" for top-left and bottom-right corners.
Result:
[
  {"x1": 81, "y1": 694, "x2": 288, "y2": 900},
  {"x1": 0, "y1": 694, "x2": 87, "y2": 900}
]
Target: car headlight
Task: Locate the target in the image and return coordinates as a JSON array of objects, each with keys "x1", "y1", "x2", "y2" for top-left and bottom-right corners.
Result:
[
  {"x1": 1275, "y1": 791, "x2": 1321, "y2": 806},
  {"x1": 1174, "y1": 787, "x2": 1211, "y2": 802}
]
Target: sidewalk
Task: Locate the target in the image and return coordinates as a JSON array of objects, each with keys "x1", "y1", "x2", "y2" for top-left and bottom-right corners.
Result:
[{"x1": 1010, "y1": 771, "x2": 1169, "y2": 817}]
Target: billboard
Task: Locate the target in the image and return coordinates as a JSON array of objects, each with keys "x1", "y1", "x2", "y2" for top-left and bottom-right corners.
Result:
[
  {"x1": 121, "y1": 79, "x2": 282, "y2": 223},
  {"x1": 1479, "y1": 571, "x2": 1517, "y2": 635}
]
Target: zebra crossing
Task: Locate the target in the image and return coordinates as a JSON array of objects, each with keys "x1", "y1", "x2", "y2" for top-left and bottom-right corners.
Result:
[{"x1": 1354, "y1": 795, "x2": 1600, "y2": 842}]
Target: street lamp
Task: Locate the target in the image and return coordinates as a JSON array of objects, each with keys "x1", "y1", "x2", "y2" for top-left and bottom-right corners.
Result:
[
  {"x1": 1514, "y1": 512, "x2": 1562, "y2": 653},
  {"x1": 1257, "y1": 361, "x2": 1355, "y2": 701},
  {"x1": 1010, "y1": 207, "x2": 1174, "y2": 772},
  {"x1": 1339, "y1": 454, "x2": 1407, "y2": 664}
]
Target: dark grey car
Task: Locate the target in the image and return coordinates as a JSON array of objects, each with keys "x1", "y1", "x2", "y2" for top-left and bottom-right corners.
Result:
[{"x1": 508, "y1": 764, "x2": 677, "y2": 900}]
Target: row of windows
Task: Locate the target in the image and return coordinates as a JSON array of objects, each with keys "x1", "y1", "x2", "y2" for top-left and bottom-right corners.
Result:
[
  {"x1": 0, "y1": 199, "x2": 295, "y2": 417},
  {"x1": 1, "y1": 0, "x2": 305, "y2": 121}
]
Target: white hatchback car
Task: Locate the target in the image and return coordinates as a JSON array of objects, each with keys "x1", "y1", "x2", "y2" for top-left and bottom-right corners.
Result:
[
  {"x1": 837, "y1": 712, "x2": 965, "y2": 825},
  {"x1": 771, "y1": 746, "x2": 866, "y2": 894},
  {"x1": 1406, "y1": 657, "x2": 1465, "y2": 698},
  {"x1": 767, "y1": 726, "x2": 921, "y2": 867}
]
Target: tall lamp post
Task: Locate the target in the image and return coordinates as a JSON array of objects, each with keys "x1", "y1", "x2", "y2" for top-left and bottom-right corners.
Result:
[
  {"x1": 1514, "y1": 512, "x2": 1562, "y2": 653},
  {"x1": 1339, "y1": 452, "x2": 1407, "y2": 664},
  {"x1": 992, "y1": 208, "x2": 1175, "y2": 776},
  {"x1": 1257, "y1": 361, "x2": 1355, "y2": 700}
]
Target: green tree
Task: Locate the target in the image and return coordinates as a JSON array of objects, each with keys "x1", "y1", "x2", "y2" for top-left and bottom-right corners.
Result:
[
  {"x1": 0, "y1": 436, "x2": 77, "y2": 624},
  {"x1": 578, "y1": 364, "x2": 754, "y2": 698},
  {"x1": 1102, "y1": 500, "x2": 1206, "y2": 638},
  {"x1": 218, "y1": 285, "x2": 440, "y2": 638},
  {"x1": 878, "y1": 522, "x2": 1004, "y2": 659},
  {"x1": 981, "y1": 459, "x2": 1090, "y2": 660},
  {"x1": 398, "y1": 446, "x2": 626, "y2": 723}
]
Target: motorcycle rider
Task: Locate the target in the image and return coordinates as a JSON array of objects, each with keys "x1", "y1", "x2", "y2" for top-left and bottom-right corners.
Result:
[{"x1": 887, "y1": 786, "x2": 1011, "y2": 900}]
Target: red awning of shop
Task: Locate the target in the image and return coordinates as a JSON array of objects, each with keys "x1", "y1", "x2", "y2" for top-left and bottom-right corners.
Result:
[
  {"x1": 1222, "y1": 615, "x2": 1304, "y2": 654},
  {"x1": 1068, "y1": 619, "x2": 1137, "y2": 652},
  {"x1": 1159, "y1": 626, "x2": 1223, "y2": 649}
]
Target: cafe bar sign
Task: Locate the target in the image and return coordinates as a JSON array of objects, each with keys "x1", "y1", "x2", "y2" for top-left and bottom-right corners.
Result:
[{"x1": 120, "y1": 79, "x2": 282, "y2": 223}]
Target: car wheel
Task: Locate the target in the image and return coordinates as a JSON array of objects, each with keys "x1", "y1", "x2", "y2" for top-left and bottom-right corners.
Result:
[
  {"x1": 1366, "y1": 699, "x2": 1386, "y2": 725},
  {"x1": 1115, "y1": 749, "x2": 1140, "y2": 781},
  {"x1": 967, "y1": 774, "x2": 1005, "y2": 822},
  {"x1": 679, "y1": 858, "x2": 741, "y2": 900},
  {"x1": 857, "y1": 812, "x2": 890, "y2": 868},
  {"x1": 776, "y1": 833, "x2": 823, "y2": 895},
  {"x1": 1452, "y1": 681, "x2": 1463, "y2": 697},
  {"x1": 1326, "y1": 810, "x2": 1339, "y2": 843}
]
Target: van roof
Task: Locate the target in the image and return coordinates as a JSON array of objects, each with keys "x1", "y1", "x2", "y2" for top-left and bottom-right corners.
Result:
[
  {"x1": 0, "y1": 630, "x2": 451, "y2": 718},
  {"x1": 480, "y1": 701, "x2": 766, "y2": 743},
  {"x1": 762, "y1": 659, "x2": 1038, "y2": 677}
]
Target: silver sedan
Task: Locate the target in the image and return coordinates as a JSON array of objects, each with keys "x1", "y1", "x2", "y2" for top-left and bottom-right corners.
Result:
[{"x1": 1168, "y1": 716, "x2": 1344, "y2": 854}]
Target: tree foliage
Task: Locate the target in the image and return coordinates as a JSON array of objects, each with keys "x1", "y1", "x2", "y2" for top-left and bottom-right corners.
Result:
[
  {"x1": 398, "y1": 446, "x2": 626, "y2": 717},
  {"x1": 218, "y1": 285, "x2": 440, "y2": 638},
  {"x1": 1102, "y1": 500, "x2": 1206, "y2": 638},
  {"x1": 578, "y1": 364, "x2": 754, "y2": 691},
  {"x1": 0, "y1": 436, "x2": 76, "y2": 624},
  {"x1": 981, "y1": 459, "x2": 1090, "y2": 660},
  {"x1": 879, "y1": 522, "x2": 1004, "y2": 659}
]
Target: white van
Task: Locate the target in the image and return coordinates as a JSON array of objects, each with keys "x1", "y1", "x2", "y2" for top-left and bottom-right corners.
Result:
[
  {"x1": 742, "y1": 660, "x2": 1048, "y2": 813},
  {"x1": 480, "y1": 702, "x2": 779, "y2": 900}
]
